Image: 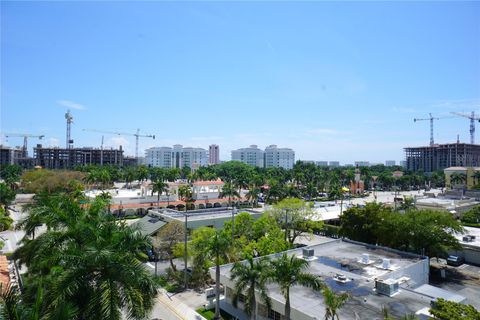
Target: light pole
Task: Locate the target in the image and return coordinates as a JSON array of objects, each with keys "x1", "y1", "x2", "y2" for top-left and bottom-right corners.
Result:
[
  {"x1": 284, "y1": 208, "x2": 289, "y2": 242},
  {"x1": 231, "y1": 206, "x2": 237, "y2": 242},
  {"x1": 184, "y1": 212, "x2": 188, "y2": 290}
]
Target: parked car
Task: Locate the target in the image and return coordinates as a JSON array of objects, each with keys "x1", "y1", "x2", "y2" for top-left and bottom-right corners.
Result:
[{"x1": 446, "y1": 255, "x2": 464, "y2": 267}]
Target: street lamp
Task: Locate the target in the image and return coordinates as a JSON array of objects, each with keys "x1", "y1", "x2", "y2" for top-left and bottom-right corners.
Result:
[
  {"x1": 183, "y1": 211, "x2": 189, "y2": 290},
  {"x1": 231, "y1": 206, "x2": 238, "y2": 242}
]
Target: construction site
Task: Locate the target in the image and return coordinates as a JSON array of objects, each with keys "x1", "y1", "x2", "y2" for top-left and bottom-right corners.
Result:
[
  {"x1": 405, "y1": 111, "x2": 480, "y2": 172},
  {"x1": 1, "y1": 110, "x2": 155, "y2": 169}
]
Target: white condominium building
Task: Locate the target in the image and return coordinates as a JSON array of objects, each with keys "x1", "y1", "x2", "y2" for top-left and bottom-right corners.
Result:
[
  {"x1": 264, "y1": 144, "x2": 295, "y2": 169},
  {"x1": 145, "y1": 144, "x2": 208, "y2": 168},
  {"x1": 231, "y1": 145, "x2": 265, "y2": 167}
]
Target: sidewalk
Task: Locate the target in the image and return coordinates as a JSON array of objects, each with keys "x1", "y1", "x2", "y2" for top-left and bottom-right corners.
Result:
[{"x1": 153, "y1": 289, "x2": 207, "y2": 320}]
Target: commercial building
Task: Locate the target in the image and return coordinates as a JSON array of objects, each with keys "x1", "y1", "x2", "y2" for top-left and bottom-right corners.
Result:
[
  {"x1": 145, "y1": 145, "x2": 208, "y2": 169},
  {"x1": 212, "y1": 239, "x2": 462, "y2": 320},
  {"x1": 385, "y1": 160, "x2": 396, "y2": 166},
  {"x1": 404, "y1": 143, "x2": 480, "y2": 173},
  {"x1": 231, "y1": 145, "x2": 265, "y2": 167},
  {"x1": 264, "y1": 145, "x2": 295, "y2": 169},
  {"x1": 34, "y1": 145, "x2": 124, "y2": 169},
  {"x1": 209, "y1": 144, "x2": 220, "y2": 164},
  {"x1": 444, "y1": 166, "x2": 479, "y2": 190}
]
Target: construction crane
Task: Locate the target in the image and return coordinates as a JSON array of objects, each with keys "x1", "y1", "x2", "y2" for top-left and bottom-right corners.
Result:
[
  {"x1": 82, "y1": 128, "x2": 155, "y2": 163},
  {"x1": 3, "y1": 133, "x2": 45, "y2": 157},
  {"x1": 413, "y1": 113, "x2": 451, "y2": 146},
  {"x1": 65, "y1": 110, "x2": 74, "y2": 149},
  {"x1": 451, "y1": 111, "x2": 480, "y2": 144}
]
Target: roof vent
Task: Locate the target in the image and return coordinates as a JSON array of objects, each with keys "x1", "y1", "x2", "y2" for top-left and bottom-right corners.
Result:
[
  {"x1": 463, "y1": 235, "x2": 475, "y2": 242},
  {"x1": 382, "y1": 259, "x2": 391, "y2": 270},
  {"x1": 302, "y1": 248, "x2": 315, "y2": 260},
  {"x1": 361, "y1": 253, "x2": 370, "y2": 264},
  {"x1": 375, "y1": 279, "x2": 399, "y2": 297}
]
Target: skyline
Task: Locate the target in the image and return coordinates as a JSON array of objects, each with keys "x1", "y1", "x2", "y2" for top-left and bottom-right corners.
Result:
[{"x1": 1, "y1": 1, "x2": 479, "y2": 162}]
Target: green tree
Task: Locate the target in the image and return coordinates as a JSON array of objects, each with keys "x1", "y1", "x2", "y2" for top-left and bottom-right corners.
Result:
[
  {"x1": 0, "y1": 164, "x2": 22, "y2": 188},
  {"x1": 206, "y1": 229, "x2": 232, "y2": 320},
  {"x1": 246, "y1": 184, "x2": 261, "y2": 208},
  {"x1": 230, "y1": 257, "x2": 272, "y2": 320},
  {"x1": 450, "y1": 172, "x2": 466, "y2": 186},
  {"x1": 219, "y1": 180, "x2": 240, "y2": 207},
  {"x1": 322, "y1": 286, "x2": 349, "y2": 320},
  {"x1": 270, "y1": 198, "x2": 320, "y2": 244},
  {"x1": 462, "y1": 206, "x2": 480, "y2": 224},
  {"x1": 268, "y1": 253, "x2": 322, "y2": 320},
  {"x1": 0, "y1": 183, "x2": 16, "y2": 208},
  {"x1": 154, "y1": 220, "x2": 184, "y2": 272},
  {"x1": 339, "y1": 202, "x2": 388, "y2": 244},
  {"x1": 430, "y1": 298, "x2": 480, "y2": 320},
  {"x1": 178, "y1": 184, "x2": 195, "y2": 211},
  {"x1": 152, "y1": 179, "x2": 169, "y2": 206},
  {"x1": 13, "y1": 194, "x2": 159, "y2": 320},
  {"x1": 0, "y1": 207, "x2": 14, "y2": 232}
]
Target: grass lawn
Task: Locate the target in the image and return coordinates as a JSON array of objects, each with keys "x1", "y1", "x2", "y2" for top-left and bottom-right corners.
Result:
[{"x1": 195, "y1": 308, "x2": 235, "y2": 320}]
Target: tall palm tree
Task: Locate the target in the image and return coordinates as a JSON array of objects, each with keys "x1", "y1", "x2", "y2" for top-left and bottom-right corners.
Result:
[
  {"x1": 472, "y1": 171, "x2": 480, "y2": 186},
  {"x1": 245, "y1": 184, "x2": 261, "y2": 208},
  {"x1": 322, "y1": 286, "x2": 349, "y2": 320},
  {"x1": 152, "y1": 179, "x2": 169, "y2": 207},
  {"x1": 220, "y1": 180, "x2": 240, "y2": 207},
  {"x1": 206, "y1": 229, "x2": 232, "y2": 320},
  {"x1": 13, "y1": 194, "x2": 159, "y2": 320},
  {"x1": 230, "y1": 257, "x2": 272, "y2": 320},
  {"x1": 269, "y1": 253, "x2": 323, "y2": 320}
]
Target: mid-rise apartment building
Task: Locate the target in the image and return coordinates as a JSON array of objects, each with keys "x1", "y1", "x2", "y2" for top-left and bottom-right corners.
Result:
[
  {"x1": 385, "y1": 160, "x2": 396, "y2": 166},
  {"x1": 355, "y1": 161, "x2": 370, "y2": 167},
  {"x1": 145, "y1": 145, "x2": 208, "y2": 169},
  {"x1": 264, "y1": 144, "x2": 295, "y2": 169},
  {"x1": 231, "y1": 145, "x2": 265, "y2": 167}
]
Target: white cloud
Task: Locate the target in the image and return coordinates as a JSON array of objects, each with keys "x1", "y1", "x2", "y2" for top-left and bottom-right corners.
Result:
[
  {"x1": 57, "y1": 100, "x2": 86, "y2": 110},
  {"x1": 106, "y1": 136, "x2": 129, "y2": 149}
]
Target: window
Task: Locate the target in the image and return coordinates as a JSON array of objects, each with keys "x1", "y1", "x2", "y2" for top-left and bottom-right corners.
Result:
[
  {"x1": 268, "y1": 309, "x2": 281, "y2": 320},
  {"x1": 238, "y1": 294, "x2": 246, "y2": 303}
]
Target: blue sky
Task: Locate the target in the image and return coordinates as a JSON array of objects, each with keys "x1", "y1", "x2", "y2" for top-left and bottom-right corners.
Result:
[{"x1": 1, "y1": 1, "x2": 479, "y2": 164}]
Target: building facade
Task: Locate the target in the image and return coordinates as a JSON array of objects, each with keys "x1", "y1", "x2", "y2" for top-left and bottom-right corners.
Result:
[
  {"x1": 264, "y1": 145, "x2": 295, "y2": 169},
  {"x1": 34, "y1": 145, "x2": 124, "y2": 169},
  {"x1": 329, "y1": 161, "x2": 340, "y2": 167},
  {"x1": 145, "y1": 145, "x2": 208, "y2": 169},
  {"x1": 0, "y1": 145, "x2": 23, "y2": 166},
  {"x1": 231, "y1": 145, "x2": 265, "y2": 167},
  {"x1": 385, "y1": 160, "x2": 396, "y2": 166},
  {"x1": 316, "y1": 161, "x2": 328, "y2": 167},
  {"x1": 355, "y1": 161, "x2": 370, "y2": 167},
  {"x1": 405, "y1": 143, "x2": 480, "y2": 172},
  {"x1": 209, "y1": 144, "x2": 220, "y2": 164}
]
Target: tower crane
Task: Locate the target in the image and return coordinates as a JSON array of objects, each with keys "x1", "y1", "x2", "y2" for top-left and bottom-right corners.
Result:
[
  {"x1": 65, "y1": 110, "x2": 74, "y2": 149},
  {"x1": 451, "y1": 111, "x2": 480, "y2": 144},
  {"x1": 82, "y1": 128, "x2": 155, "y2": 163},
  {"x1": 3, "y1": 133, "x2": 45, "y2": 157},
  {"x1": 413, "y1": 113, "x2": 451, "y2": 146}
]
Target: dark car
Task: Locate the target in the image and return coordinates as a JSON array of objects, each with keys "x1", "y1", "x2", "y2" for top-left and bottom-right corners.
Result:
[
  {"x1": 446, "y1": 255, "x2": 464, "y2": 267},
  {"x1": 146, "y1": 249, "x2": 158, "y2": 262}
]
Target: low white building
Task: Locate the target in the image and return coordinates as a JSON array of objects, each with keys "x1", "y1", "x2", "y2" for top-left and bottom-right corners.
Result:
[{"x1": 211, "y1": 239, "x2": 453, "y2": 320}]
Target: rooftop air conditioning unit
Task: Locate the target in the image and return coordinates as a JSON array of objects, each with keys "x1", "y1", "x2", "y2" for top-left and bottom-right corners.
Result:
[
  {"x1": 382, "y1": 259, "x2": 391, "y2": 270},
  {"x1": 362, "y1": 253, "x2": 370, "y2": 264},
  {"x1": 303, "y1": 248, "x2": 314, "y2": 259},
  {"x1": 375, "y1": 279, "x2": 399, "y2": 297}
]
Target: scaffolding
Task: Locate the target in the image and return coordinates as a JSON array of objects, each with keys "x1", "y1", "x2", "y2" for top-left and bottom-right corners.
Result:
[{"x1": 404, "y1": 143, "x2": 480, "y2": 172}]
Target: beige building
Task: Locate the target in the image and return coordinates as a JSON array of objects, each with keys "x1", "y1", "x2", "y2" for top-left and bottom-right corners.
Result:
[{"x1": 444, "y1": 166, "x2": 480, "y2": 190}]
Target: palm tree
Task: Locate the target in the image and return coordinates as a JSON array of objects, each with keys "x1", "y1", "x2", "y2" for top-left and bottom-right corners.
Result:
[
  {"x1": 450, "y1": 172, "x2": 466, "y2": 185},
  {"x1": 245, "y1": 184, "x2": 261, "y2": 208},
  {"x1": 268, "y1": 253, "x2": 323, "y2": 320},
  {"x1": 152, "y1": 179, "x2": 169, "y2": 207},
  {"x1": 206, "y1": 229, "x2": 232, "y2": 320},
  {"x1": 220, "y1": 180, "x2": 240, "y2": 207},
  {"x1": 322, "y1": 286, "x2": 349, "y2": 320},
  {"x1": 472, "y1": 171, "x2": 480, "y2": 186},
  {"x1": 13, "y1": 194, "x2": 159, "y2": 320},
  {"x1": 230, "y1": 257, "x2": 272, "y2": 320},
  {"x1": 178, "y1": 184, "x2": 195, "y2": 211}
]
